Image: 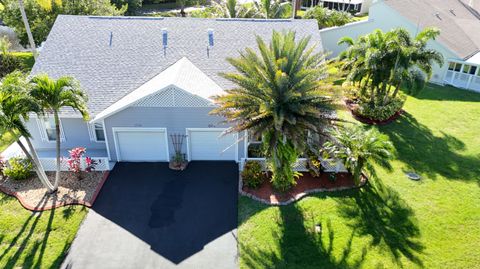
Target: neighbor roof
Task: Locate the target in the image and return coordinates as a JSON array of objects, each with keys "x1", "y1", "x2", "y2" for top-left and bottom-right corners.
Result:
[
  {"x1": 31, "y1": 15, "x2": 322, "y2": 117},
  {"x1": 383, "y1": 0, "x2": 480, "y2": 59}
]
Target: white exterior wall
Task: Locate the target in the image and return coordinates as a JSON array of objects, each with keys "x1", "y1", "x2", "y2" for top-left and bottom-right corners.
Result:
[{"x1": 320, "y1": 1, "x2": 461, "y2": 84}]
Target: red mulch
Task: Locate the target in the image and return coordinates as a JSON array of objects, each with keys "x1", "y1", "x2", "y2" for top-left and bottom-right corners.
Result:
[
  {"x1": 344, "y1": 99, "x2": 403, "y2": 125},
  {"x1": 242, "y1": 172, "x2": 360, "y2": 205}
]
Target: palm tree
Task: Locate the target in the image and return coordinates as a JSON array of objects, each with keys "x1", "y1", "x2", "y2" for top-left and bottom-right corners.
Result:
[
  {"x1": 0, "y1": 72, "x2": 54, "y2": 191},
  {"x1": 323, "y1": 125, "x2": 394, "y2": 185},
  {"x1": 253, "y1": 0, "x2": 291, "y2": 19},
  {"x1": 213, "y1": 0, "x2": 255, "y2": 18},
  {"x1": 30, "y1": 74, "x2": 89, "y2": 191},
  {"x1": 338, "y1": 28, "x2": 443, "y2": 113},
  {"x1": 212, "y1": 30, "x2": 335, "y2": 191},
  {"x1": 18, "y1": 0, "x2": 37, "y2": 58}
]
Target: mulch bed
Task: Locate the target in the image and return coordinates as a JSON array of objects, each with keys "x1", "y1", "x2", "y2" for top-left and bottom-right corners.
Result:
[
  {"x1": 344, "y1": 99, "x2": 403, "y2": 125},
  {"x1": 241, "y1": 172, "x2": 366, "y2": 205},
  {"x1": 0, "y1": 171, "x2": 109, "y2": 211}
]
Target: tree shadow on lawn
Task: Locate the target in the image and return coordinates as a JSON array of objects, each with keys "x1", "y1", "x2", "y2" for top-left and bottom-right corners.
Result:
[
  {"x1": 0, "y1": 195, "x2": 70, "y2": 269},
  {"x1": 239, "y1": 192, "x2": 367, "y2": 269},
  {"x1": 337, "y1": 182, "x2": 425, "y2": 268},
  {"x1": 380, "y1": 112, "x2": 480, "y2": 182},
  {"x1": 413, "y1": 84, "x2": 480, "y2": 102}
]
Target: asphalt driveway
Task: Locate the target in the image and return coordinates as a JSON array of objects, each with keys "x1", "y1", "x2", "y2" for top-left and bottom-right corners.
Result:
[{"x1": 62, "y1": 161, "x2": 239, "y2": 269}]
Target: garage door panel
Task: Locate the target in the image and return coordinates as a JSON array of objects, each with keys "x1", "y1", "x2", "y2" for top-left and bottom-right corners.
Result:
[
  {"x1": 115, "y1": 129, "x2": 168, "y2": 161},
  {"x1": 189, "y1": 130, "x2": 236, "y2": 161}
]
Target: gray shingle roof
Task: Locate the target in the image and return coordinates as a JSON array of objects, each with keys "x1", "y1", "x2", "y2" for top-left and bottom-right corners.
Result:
[
  {"x1": 383, "y1": 0, "x2": 480, "y2": 59},
  {"x1": 31, "y1": 16, "x2": 322, "y2": 116}
]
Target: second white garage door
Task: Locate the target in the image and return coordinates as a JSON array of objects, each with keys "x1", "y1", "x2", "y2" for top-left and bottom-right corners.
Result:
[
  {"x1": 187, "y1": 129, "x2": 237, "y2": 161},
  {"x1": 113, "y1": 128, "x2": 169, "y2": 162}
]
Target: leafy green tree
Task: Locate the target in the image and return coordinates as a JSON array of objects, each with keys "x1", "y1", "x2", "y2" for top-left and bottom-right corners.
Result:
[
  {"x1": 323, "y1": 126, "x2": 394, "y2": 185},
  {"x1": 212, "y1": 0, "x2": 255, "y2": 18},
  {"x1": 111, "y1": 0, "x2": 142, "y2": 15},
  {"x1": 0, "y1": 72, "x2": 54, "y2": 191},
  {"x1": 303, "y1": 6, "x2": 352, "y2": 29},
  {"x1": 30, "y1": 74, "x2": 89, "y2": 191},
  {"x1": 212, "y1": 30, "x2": 334, "y2": 191},
  {"x1": 253, "y1": 0, "x2": 291, "y2": 19},
  {"x1": 0, "y1": 0, "x2": 126, "y2": 47}
]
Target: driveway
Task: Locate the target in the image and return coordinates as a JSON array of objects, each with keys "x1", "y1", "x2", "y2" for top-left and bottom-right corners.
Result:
[{"x1": 62, "y1": 162, "x2": 239, "y2": 269}]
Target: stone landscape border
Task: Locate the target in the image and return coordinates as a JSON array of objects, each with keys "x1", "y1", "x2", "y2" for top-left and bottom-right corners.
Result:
[
  {"x1": 0, "y1": 172, "x2": 110, "y2": 211},
  {"x1": 238, "y1": 174, "x2": 368, "y2": 206}
]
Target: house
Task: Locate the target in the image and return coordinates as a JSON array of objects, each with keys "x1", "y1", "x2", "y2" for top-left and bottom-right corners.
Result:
[
  {"x1": 319, "y1": 0, "x2": 480, "y2": 92},
  {"x1": 301, "y1": 0, "x2": 373, "y2": 14},
  {"x1": 20, "y1": 15, "x2": 323, "y2": 171}
]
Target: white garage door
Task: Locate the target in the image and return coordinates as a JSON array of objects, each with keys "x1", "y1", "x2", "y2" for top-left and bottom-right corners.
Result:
[
  {"x1": 114, "y1": 128, "x2": 169, "y2": 161},
  {"x1": 188, "y1": 129, "x2": 237, "y2": 161}
]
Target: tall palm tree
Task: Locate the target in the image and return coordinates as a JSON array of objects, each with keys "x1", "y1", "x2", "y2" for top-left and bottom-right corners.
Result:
[
  {"x1": 18, "y1": 0, "x2": 37, "y2": 58},
  {"x1": 0, "y1": 72, "x2": 54, "y2": 191},
  {"x1": 253, "y1": 0, "x2": 291, "y2": 19},
  {"x1": 212, "y1": 30, "x2": 335, "y2": 191},
  {"x1": 213, "y1": 0, "x2": 255, "y2": 18},
  {"x1": 30, "y1": 74, "x2": 89, "y2": 191},
  {"x1": 323, "y1": 125, "x2": 394, "y2": 185}
]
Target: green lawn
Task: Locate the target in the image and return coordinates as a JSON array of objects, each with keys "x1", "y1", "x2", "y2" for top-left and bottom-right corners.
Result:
[
  {"x1": 0, "y1": 194, "x2": 88, "y2": 268},
  {"x1": 238, "y1": 84, "x2": 480, "y2": 268}
]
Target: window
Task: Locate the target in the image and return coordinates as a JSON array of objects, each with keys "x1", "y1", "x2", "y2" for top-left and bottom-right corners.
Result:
[
  {"x1": 448, "y1": 62, "x2": 455, "y2": 71},
  {"x1": 43, "y1": 117, "x2": 57, "y2": 141},
  {"x1": 94, "y1": 123, "x2": 105, "y2": 142},
  {"x1": 461, "y1": 65, "x2": 478, "y2": 75},
  {"x1": 38, "y1": 117, "x2": 64, "y2": 142},
  {"x1": 454, "y1": 63, "x2": 462, "y2": 72}
]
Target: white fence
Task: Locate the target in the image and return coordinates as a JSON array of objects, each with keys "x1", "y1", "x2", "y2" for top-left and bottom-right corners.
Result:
[
  {"x1": 444, "y1": 70, "x2": 480, "y2": 92},
  {"x1": 239, "y1": 158, "x2": 347, "y2": 173},
  {"x1": 38, "y1": 157, "x2": 110, "y2": 171}
]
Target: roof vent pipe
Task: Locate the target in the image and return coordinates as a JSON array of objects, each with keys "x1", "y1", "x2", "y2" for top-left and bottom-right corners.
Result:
[
  {"x1": 162, "y1": 28, "x2": 168, "y2": 56},
  {"x1": 109, "y1": 31, "x2": 113, "y2": 47},
  {"x1": 207, "y1": 29, "x2": 214, "y2": 57},
  {"x1": 208, "y1": 29, "x2": 214, "y2": 47}
]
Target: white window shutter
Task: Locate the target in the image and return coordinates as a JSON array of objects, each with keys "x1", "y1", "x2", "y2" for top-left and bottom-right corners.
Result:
[
  {"x1": 36, "y1": 118, "x2": 48, "y2": 142},
  {"x1": 87, "y1": 123, "x2": 96, "y2": 142}
]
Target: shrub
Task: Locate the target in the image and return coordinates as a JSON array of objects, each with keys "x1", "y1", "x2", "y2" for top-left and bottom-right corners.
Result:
[
  {"x1": 65, "y1": 147, "x2": 97, "y2": 179},
  {"x1": 4, "y1": 157, "x2": 33, "y2": 180},
  {"x1": 356, "y1": 97, "x2": 405, "y2": 121},
  {"x1": 241, "y1": 161, "x2": 266, "y2": 189},
  {"x1": 304, "y1": 6, "x2": 353, "y2": 29}
]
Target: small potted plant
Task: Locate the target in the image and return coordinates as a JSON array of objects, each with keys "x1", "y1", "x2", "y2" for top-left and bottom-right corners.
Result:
[{"x1": 169, "y1": 134, "x2": 188, "y2": 171}]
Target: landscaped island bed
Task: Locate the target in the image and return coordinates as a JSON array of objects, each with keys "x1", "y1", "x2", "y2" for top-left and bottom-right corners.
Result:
[
  {"x1": 0, "y1": 171, "x2": 108, "y2": 211},
  {"x1": 242, "y1": 172, "x2": 363, "y2": 205}
]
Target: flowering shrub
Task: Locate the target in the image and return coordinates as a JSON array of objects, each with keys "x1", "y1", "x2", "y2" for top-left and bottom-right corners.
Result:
[{"x1": 66, "y1": 147, "x2": 97, "y2": 178}]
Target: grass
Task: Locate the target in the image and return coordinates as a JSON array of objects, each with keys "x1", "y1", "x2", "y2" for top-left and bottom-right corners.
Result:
[
  {"x1": 0, "y1": 194, "x2": 88, "y2": 268},
  {"x1": 238, "y1": 84, "x2": 480, "y2": 268},
  {"x1": 0, "y1": 131, "x2": 19, "y2": 153},
  {"x1": 10, "y1": 52, "x2": 35, "y2": 70}
]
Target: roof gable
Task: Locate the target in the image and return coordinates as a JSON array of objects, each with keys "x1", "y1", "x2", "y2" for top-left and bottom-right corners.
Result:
[
  {"x1": 382, "y1": 0, "x2": 480, "y2": 59},
  {"x1": 32, "y1": 16, "x2": 322, "y2": 117},
  {"x1": 92, "y1": 57, "x2": 221, "y2": 122}
]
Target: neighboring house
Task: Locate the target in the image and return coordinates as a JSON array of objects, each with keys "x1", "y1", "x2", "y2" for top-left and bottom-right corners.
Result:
[
  {"x1": 319, "y1": 0, "x2": 480, "y2": 92},
  {"x1": 301, "y1": 0, "x2": 373, "y2": 14},
  {"x1": 21, "y1": 15, "x2": 323, "y2": 171}
]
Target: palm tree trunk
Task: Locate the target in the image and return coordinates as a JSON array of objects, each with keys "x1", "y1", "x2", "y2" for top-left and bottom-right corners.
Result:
[
  {"x1": 391, "y1": 82, "x2": 402, "y2": 99},
  {"x1": 17, "y1": 138, "x2": 55, "y2": 191},
  {"x1": 53, "y1": 111, "x2": 61, "y2": 191},
  {"x1": 18, "y1": 0, "x2": 37, "y2": 58}
]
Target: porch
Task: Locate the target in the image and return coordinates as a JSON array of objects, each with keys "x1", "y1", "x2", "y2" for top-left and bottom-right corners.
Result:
[
  {"x1": 0, "y1": 138, "x2": 111, "y2": 171},
  {"x1": 444, "y1": 61, "x2": 480, "y2": 92}
]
